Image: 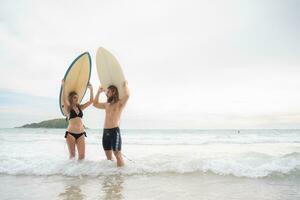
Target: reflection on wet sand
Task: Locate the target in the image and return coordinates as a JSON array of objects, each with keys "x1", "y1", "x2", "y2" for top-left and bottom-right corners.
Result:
[
  {"x1": 101, "y1": 175, "x2": 124, "y2": 200},
  {"x1": 59, "y1": 184, "x2": 85, "y2": 200}
]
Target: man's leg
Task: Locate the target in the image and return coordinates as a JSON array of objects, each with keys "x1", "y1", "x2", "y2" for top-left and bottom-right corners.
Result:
[
  {"x1": 103, "y1": 130, "x2": 113, "y2": 160},
  {"x1": 112, "y1": 128, "x2": 124, "y2": 167},
  {"x1": 105, "y1": 150, "x2": 113, "y2": 160},
  {"x1": 113, "y1": 150, "x2": 124, "y2": 167}
]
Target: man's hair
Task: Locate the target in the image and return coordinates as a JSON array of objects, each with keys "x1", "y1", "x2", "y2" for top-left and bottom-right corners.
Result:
[{"x1": 107, "y1": 85, "x2": 119, "y2": 104}]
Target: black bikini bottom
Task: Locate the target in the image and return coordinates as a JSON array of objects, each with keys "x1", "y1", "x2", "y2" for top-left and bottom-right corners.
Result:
[{"x1": 65, "y1": 131, "x2": 87, "y2": 140}]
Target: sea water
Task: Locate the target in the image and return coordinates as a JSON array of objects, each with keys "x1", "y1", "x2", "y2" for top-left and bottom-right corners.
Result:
[{"x1": 0, "y1": 128, "x2": 300, "y2": 200}]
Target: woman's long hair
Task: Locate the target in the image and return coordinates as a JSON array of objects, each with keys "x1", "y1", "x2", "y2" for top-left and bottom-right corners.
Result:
[
  {"x1": 107, "y1": 85, "x2": 119, "y2": 104},
  {"x1": 67, "y1": 91, "x2": 79, "y2": 112}
]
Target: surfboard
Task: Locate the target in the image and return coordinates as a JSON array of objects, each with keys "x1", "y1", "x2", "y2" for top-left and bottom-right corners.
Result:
[
  {"x1": 59, "y1": 52, "x2": 92, "y2": 116},
  {"x1": 96, "y1": 47, "x2": 126, "y2": 98}
]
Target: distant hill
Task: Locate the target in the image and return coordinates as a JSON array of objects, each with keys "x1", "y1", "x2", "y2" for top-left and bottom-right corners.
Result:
[{"x1": 17, "y1": 118, "x2": 68, "y2": 128}]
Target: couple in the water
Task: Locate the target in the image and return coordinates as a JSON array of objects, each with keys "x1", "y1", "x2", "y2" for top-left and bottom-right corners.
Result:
[{"x1": 61, "y1": 80, "x2": 130, "y2": 167}]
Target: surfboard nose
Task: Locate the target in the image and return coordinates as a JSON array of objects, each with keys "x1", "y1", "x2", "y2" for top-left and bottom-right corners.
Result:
[{"x1": 96, "y1": 47, "x2": 126, "y2": 99}]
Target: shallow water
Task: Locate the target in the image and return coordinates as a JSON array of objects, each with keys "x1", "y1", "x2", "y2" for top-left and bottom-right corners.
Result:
[{"x1": 1, "y1": 128, "x2": 300, "y2": 199}]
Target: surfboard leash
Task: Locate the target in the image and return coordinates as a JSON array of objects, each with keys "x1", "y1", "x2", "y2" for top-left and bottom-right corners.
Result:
[{"x1": 122, "y1": 153, "x2": 135, "y2": 163}]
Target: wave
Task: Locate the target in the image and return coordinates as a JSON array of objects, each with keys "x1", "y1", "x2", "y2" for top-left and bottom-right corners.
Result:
[{"x1": 1, "y1": 152, "x2": 300, "y2": 178}]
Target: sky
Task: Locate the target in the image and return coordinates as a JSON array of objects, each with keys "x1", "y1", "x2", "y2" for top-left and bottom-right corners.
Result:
[{"x1": 0, "y1": 0, "x2": 300, "y2": 129}]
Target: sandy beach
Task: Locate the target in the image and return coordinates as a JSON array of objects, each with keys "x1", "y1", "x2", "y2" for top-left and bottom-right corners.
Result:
[{"x1": 1, "y1": 172, "x2": 300, "y2": 200}]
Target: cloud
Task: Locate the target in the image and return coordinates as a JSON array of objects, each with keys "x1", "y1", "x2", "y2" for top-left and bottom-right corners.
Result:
[{"x1": 0, "y1": 0, "x2": 300, "y2": 128}]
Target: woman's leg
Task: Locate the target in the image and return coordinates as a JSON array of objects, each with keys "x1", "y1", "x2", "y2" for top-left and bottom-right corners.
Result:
[
  {"x1": 76, "y1": 135, "x2": 85, "y2": 160},
  {"x1": 66, "y1": 134, "x2": 76, "y2": 159}
]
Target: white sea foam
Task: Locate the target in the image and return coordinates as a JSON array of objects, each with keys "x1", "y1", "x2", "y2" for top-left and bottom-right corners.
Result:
[
  {"x1": 1, "y1": 128, "x2": 300, "y2": 178},
  {"x1": 1, "y1": 151, "x2": 300, "y2": 178}
]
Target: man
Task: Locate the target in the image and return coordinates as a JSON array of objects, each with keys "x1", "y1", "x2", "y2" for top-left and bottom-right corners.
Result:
[{"x1": 93, "y1": 81, "x2": 130, "y2": 167}]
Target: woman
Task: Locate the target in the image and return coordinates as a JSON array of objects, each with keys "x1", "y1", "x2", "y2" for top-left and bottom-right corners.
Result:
[{"x1": 61, "y1": 80, "x2": 93, "y2": 160}]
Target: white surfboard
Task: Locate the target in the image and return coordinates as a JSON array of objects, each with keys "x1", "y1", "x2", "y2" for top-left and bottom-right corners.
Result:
[
  {"x1": 59, "y1": 52, "x2": 92, "y2": 116},
  {"x1": 96, "y1": 47, "x2": 126, "y2": 98}
]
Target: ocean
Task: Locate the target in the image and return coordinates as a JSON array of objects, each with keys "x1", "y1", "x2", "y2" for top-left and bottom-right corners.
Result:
[{"x1": 1, "y1": 128, "x2": 300, "y2": 200}]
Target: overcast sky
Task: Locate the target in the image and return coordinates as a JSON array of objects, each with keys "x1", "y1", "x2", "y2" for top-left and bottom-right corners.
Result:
[{"x1": 0, "y1": 0, "x2": 300, "y2": 128}]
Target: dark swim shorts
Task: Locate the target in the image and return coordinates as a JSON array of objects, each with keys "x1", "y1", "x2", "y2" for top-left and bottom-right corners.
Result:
[{"x1": 102, "y1": 127, "x2": 122, "y2": 151}]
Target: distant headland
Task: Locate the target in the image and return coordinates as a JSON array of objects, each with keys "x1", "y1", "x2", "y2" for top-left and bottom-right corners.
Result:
[{"x1": 17, "y1": 118, "x2": 68, "y2": 128}]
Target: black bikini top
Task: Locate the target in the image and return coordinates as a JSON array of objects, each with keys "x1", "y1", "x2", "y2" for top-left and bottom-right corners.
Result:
[{"x1": 68, "y1": 106, "x2": 83, "y2": 120}]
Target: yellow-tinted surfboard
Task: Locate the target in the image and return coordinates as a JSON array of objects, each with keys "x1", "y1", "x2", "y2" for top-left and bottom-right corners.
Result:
[
  {"x1": 59, "y1": 52, "x2": 91, "y2": 116},
  {"x1": 96, "y1": 47, "x2": 126, "y2": 98}
]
